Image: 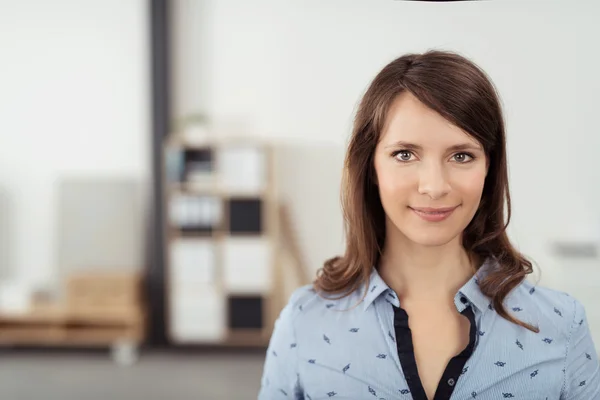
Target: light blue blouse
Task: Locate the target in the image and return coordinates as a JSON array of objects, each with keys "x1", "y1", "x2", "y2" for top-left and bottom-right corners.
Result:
[{"x1": 259, "y1": 258, "x2": 600, "y2": 399}]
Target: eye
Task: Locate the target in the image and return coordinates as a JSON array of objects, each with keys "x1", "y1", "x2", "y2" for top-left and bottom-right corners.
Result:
[
  {"x1": 453, "y1": 152, "x2": 474, "y2": 163},
  {"x1": 393, "y1": 150, "x2": 414, "y2": 162}
]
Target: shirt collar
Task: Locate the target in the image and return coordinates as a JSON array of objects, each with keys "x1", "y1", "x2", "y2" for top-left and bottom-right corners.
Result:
[
  {"x1": 361, "y1": 267, "x2": 394, "y2": 311},
  {"x1": 456, "y1": 257, "x2": 495, "y2": 313},
  {"x1": 361, "y1": 257, "x2": 496, "y2": 313}
]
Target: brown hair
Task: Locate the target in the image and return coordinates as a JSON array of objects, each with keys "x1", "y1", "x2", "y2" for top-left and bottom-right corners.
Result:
[{"x1": 314, "y1": 49, "x2": 538, "y2": 332}]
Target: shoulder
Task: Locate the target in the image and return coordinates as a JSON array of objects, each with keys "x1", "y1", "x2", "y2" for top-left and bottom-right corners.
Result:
[
  {"x1": 277, "y1": 283, "x2": 366, "y2": 329},
  {"x1": 282, "y1": 284, "x2": 320, "y2": 315},
  {"x1": 507, "y1": 279, "x2": 586, "y2": 335},
  {"x1": 282, "y1": 283, "x2": 365, "y2": 314},
  {"x1": 273, "y1": 285, "x2": 318, "y2": 331}
]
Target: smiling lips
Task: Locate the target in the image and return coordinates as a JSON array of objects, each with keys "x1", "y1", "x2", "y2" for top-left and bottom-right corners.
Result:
[{"x1": 410, "y1": 206, "x2": 458, "y2": 222}]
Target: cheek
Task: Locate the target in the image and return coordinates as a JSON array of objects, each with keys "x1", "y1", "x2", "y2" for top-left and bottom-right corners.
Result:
[
  {"x1": 454, "y1": 169, "x2": 487, "y2": 201},
  {"x1": 376, "y1": 168, "x2": 414, "y2": 203}
]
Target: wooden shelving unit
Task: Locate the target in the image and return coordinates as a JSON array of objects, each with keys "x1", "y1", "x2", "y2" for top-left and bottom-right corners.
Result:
[{"x1": 162, "y1": 134, "x2": 281, "y2": 347}]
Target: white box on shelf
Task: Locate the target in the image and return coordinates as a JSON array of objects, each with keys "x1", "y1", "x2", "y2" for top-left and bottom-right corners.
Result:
[
  {"x1": 219, "y1": 146, "x2": 266, "y2": 194},
  {"x1": 197, "y1": 196, "x2": 221, "y2": 226},
  {"x1": 169, "y1": 194, "x2": 221, "y2": 228},
  {"x1": 170, "y1": 239, "x2": 216, "y2": 285},
  {"x1": 170, "y1": 285, "x2": 225, "y2": 342},
  {"x1": 223, "y1": 238, "x2": 273, "y2": 294}
]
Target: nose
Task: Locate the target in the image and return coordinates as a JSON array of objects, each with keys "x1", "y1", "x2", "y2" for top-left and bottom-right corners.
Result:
[{"x1": 418, "y1": 162, "x2": 451, "y2": 200}]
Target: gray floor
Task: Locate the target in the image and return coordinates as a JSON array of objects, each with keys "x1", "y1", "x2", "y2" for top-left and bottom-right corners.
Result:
[{"x1": 0, "y1": 350, "x2": 266, "y2": 400}]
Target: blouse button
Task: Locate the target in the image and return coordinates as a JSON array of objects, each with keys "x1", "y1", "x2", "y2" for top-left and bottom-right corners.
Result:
[
  {"x1": 447, "y1": 378, "x2": 455, "y2": 386},
  {"x1": 460, "y1": 296, "x2": 468, "y2": 304}
]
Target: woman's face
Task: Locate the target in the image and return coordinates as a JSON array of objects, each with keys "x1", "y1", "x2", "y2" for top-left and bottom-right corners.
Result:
[{"x1": 374, "y1": 92, "x2": 488, "y2": 248}]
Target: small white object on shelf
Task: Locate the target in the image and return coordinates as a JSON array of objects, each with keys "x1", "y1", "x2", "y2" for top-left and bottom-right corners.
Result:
[
  {"x1": 223, "y1": 238, "x2": 273, "y2": 294},
  {"x1": 169, "y1": 194, "x2": 221, "y2": 229},
  {"x1": 219, "y1": 146, "x2": 267, "y2": 194}
]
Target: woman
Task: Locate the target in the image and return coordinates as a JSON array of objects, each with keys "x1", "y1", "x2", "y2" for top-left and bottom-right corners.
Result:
[{"x1": 258, "y1": 50, "x2": 599, "y2": 400}]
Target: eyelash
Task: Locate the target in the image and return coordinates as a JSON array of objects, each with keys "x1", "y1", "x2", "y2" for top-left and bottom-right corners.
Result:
[{"x1": 391, "y1": 150, "x2": 476, "y2": 163}]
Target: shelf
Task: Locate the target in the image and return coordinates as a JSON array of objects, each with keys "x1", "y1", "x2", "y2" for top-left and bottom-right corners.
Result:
[
  {"x1": 164, "y1": 135, "x2": 272, "y2": 151},
  {"x1": 168, "y1": 182, "x2": 270, "y2": 199},
  {"x1": 173, "y1": 228, "x2": 215, "y2": 237},
  {"x1": 162, "y1": 135, "x2": 280, "y2": 347}
]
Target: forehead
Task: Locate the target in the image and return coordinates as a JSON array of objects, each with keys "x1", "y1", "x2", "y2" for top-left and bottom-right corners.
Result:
[{"x1": 380, "y1": 92, "x2": 480, "y2": 148}]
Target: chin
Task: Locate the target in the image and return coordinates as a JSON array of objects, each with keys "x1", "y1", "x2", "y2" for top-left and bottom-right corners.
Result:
[{"x1": 403, "y1": 229, "x2": 460, "y2": 248}]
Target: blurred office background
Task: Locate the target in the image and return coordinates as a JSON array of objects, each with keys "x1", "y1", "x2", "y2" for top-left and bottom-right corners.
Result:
[{"x1": 0, "y1": 0, "x2": 599, "y2": 399}]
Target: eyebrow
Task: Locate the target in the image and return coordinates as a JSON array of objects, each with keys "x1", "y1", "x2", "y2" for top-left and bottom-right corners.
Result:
[{"x1": 384, "y1": 141, "x2": 483, "y2": 152}]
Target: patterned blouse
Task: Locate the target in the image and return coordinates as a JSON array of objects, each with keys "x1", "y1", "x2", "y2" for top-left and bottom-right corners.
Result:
[{"x1": 258, "y1": 258, "x2": 600, "y2": 399}]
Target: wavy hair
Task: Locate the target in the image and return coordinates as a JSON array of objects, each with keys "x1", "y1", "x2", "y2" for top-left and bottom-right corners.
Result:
[{"x1": 314, "y1": 50, "x2": 538, "y2": 332}]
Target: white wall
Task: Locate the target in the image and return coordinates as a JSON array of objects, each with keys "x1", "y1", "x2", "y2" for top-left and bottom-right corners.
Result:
[{"x1": 0, "y1": 0, "x2": 150, "y2": 284}]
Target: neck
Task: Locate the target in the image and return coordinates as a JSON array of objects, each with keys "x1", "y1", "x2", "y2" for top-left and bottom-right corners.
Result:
[{"x1": 378, "y1": 227, "x2": 476, "y2": 306}]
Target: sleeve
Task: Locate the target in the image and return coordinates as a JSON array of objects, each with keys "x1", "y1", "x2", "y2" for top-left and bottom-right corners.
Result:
[
  {"x1": 258, "y1": 292, "x2": 304, "y2": 400},
  {"x1": 561, "y1": 298, "x2": 600, "y2": 399}
]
